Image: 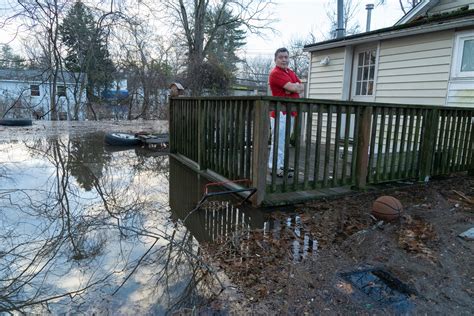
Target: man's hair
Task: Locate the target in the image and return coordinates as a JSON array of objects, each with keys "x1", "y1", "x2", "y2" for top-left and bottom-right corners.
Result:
[{"x1": 274, "y1": 47, "x2": 289, "y2": 59}]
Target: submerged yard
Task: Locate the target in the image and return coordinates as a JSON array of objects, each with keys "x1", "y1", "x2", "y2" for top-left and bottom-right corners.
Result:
[
  {"x1": 0, "y1": 121, "x2": 226, "y2": 313},
  {"x1": 0, "y1": 121, "x2": 473, "y2": 314}
]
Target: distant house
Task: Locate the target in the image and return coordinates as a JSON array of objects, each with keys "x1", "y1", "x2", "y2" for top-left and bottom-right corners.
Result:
[
  {"x1": 304, "y1": 0, "x2": 474, "y2": 107},
  {"x1": 0, "y1": 68, "x2": 87, "y2": 120}
]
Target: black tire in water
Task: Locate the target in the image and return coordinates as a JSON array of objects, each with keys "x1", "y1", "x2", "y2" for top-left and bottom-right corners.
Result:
[
  {"x1": 0, "y1": 119, "x2": 33, "y2": 126},
  {"x1": 104, "y1": 132, "x2": 141, "y2": 146}
]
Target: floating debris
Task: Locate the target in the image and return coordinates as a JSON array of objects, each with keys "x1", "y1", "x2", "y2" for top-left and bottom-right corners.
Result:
[{"x1": 458, "y1": 227, "x2": 474, "y2": 241}]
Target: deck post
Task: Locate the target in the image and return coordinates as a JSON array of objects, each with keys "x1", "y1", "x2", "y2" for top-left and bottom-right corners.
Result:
[
  {"x1": 251, "y1": 98, "x2": 270, "y2": 206},
  {"x1": 169, "y1": 98, "x2": 176, "y2": 154},
  {"x1": 419, "y1": 108, "x2": 439, "y2": 182},
  {"x1": 355, "y1": 106, "x2": 372, "y2": 189}
]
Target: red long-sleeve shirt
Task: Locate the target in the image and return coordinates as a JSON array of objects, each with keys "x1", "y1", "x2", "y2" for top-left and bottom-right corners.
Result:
[{"x1": 269, "y1": 66, "x2": 300, "y2": 117}]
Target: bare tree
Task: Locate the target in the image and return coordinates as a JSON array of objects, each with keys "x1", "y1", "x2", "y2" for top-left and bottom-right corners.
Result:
[
  {"x1": 160, "y1": 0, "x2": 275, "y2": 95},
  {"x1": 115, "y1": 17, "x2": 174, "y2": 119},
  {"x1": 325, "y1": 0, "x2": 361, "y2": 39},
  {"x1": 12, "y1": 0, "x2": 68, "y2": 120},
  {"x1": 378, "y1": 0, "x2": 421, "y2": 15},
  {"x1": 285, "y1": 36, "x2": 311, "y2": 79},
  {"x1": 241, "y1": 55, "x2": 273, "y2": 83}
]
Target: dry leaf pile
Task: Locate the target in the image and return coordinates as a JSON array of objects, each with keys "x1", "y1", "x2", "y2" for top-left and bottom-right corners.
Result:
[{"x1": 398, "y1": 215, "x2": 438, "y2": 262}]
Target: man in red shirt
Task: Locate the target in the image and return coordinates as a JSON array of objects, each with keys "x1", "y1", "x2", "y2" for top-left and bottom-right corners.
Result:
[{"x1": 268, "y1": 47, "x2": 304, "y2": 177}]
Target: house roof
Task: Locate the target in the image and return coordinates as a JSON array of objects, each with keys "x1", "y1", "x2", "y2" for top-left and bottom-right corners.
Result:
[
  {"x1": 170, "y1": 82, "x2": 184, "y2": 90},
  {"x1": 304, "y1": 7, "x2": 474, "y2": 52},
  {"x1": 0, "y1": 68, "x2": 85, "y2": 84},
  {"x1": 394, "y1": 0, "x2": 440, "y2": 25}
]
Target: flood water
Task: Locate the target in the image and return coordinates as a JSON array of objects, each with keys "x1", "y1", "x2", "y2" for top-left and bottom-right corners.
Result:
[{"x1": 0, "y1": 121, "x2": 315, "y2": 314}]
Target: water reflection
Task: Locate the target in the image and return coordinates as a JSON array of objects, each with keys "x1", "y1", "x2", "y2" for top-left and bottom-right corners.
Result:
[
  {"x1": 0, "y1": 128, "x2": 217, "y2": 314},
  {"x1": 169, "y1": 158, "x2": 266, "y2": 243},
  {"x1": 0, "y1": 124, "x2": 318, "y2": 314},
  {"x1": 169, "y1": 158, "x2": 317, "y2": 262}
]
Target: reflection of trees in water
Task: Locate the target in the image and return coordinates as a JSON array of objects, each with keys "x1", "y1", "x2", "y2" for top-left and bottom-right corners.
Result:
[
  {"x1": 69, "y1": 132, "x2": 111, "y2": 191},
  {"x1": 0, "y1": 135, "x2": 221, "y2": 313}
]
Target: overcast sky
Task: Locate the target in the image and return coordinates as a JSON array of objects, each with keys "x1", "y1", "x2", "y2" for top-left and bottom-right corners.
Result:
[
  {"x1": 242, "y1": 0, "x2": 406, "y2": 58},
  {"x1": 0, "y1": 0, "x2": 407, "y2": 60}
]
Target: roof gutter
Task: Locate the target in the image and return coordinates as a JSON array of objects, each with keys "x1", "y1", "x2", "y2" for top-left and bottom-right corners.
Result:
[{"x1": 303, "y1": 18, "x2": 474, "y2": 52}]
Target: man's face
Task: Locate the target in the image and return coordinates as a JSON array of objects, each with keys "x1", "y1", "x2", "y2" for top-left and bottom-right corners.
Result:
[{"x1": 275, "y1": 51, "x2": 289, "y2": 69}]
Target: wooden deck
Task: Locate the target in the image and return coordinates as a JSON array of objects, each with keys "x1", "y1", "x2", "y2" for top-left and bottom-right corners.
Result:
[{"x1": 170, "y1": 96, "x2": 474, "y2": 206}]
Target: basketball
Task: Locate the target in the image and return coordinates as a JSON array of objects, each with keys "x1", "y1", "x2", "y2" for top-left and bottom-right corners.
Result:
[{"x1": 372, "y1": 196, "x2": 403, "y2": 221}]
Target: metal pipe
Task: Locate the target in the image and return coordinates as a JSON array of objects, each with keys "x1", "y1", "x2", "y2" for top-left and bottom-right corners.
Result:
[
  {"x1": 337, "y1": 0, "x2": 345, "y2": 38},
  {"x1": 366, "y1": 3, "x2": 374, "y2": 32}
]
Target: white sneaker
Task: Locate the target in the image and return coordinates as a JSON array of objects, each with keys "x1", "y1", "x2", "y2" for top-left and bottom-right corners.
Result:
[{"x1": 276, "y1": 167, "x2": 294, "y2": 178}]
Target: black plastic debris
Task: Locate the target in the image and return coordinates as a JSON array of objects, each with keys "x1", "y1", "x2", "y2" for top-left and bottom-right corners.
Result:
[{"x1": 340, "y1": 268, "x2": 416, "y2": 313}]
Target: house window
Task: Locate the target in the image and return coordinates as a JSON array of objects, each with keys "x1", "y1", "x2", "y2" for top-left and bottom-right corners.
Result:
[
  {"x1": 57, "y1": 85, "x2": 66, "y2": 97},
  {"x1": 30, "y1": 85, "x2": 40, "y2": 96},
  {"x1": 355, "y1": 49, "x2": 376, "y2": 96},
  {"x1": 452, "y1": 31, "x2": 474, "y2": 78}
]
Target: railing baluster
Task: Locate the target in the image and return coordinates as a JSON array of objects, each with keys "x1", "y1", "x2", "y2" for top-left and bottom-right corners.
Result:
[
  {"x1": 411, "y1": 109, "x2": 422, "y2": 178},
  {"x1": 441, "y1": 111, "x2": 453, "y2": 175},
  {"x1": 230, "y1": 101, "x2": 236, "y2": 179},
  {"x1": 245, "y1": 101, "x2": 252, "y2": 180},
  {"x1": 450, "y1": 111, "x2": 462, "y2": 172},
  {"x1": 404, "y1": 108, "x2": 415, "y2": 178},
  {"x1": 224, "y1": 100, "x2": 229, "y2": 177},
  {"x1": 390, "y1": 108, "x2": 400, "y2": 179},
  {"x1": 238, "y1": 100, "x2": 245, "y2": 179},
  {"x1": 323, "y1": 105, "x2": 333, "y2": 188},
  {"x1": 445, "y1": 111, "x2": 456, "y2": 173},
  {"x1": 332, "y1": 105, "x2": 342, "y2": 186},
  {"x1": 304, "y1": 105, "x2": 313, "y2": 190},
  {"x1": 458, "y1": 111, "x2": 467, "y2": 171},
  {"x1": 383, "y1": 107, "x2": 393, "y2": 181},
  {"x1": 375, "y1": 107, "x2": 386, "y2": 183},
  {"x1": 282, "y1": 103, "x2": 292, "y2": 192},
  {"x1": 398, "y1": 108, "x2": 408, "y2": 179},
  {"x1": 467, "y1": 114, "x2": 474, "y2": 174},
  {"x1": 206, "y1": 100, "x2": 211, "y2": 170},
  {"x1": 313, "y1": 105, "x2": 323, "y2": 188},
  {"x1": 342, "y1": 106, "x2": 351, "y2": 185},
  {"x1": 434, "y1": 110, "x2": 445, "y2": 175},
  {"x1": 271, "y1": 102, "x2": 281, "y2": 192},
  {"x1": 293, "y1": 103, "x2": 303, "y2": 190}
]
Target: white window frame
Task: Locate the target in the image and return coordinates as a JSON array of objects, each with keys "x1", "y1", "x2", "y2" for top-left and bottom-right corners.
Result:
[
  {"x1": 351, "y1": 44, "x2": 379, "y2": 101},
  {"x1": 451, "y1": 30, "x2": 474, "y2": 79}
]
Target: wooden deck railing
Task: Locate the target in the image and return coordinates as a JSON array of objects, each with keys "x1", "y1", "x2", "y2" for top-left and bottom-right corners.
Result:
[{"x1": 170, "y1": 96, "x2": 474, "y2": 206}]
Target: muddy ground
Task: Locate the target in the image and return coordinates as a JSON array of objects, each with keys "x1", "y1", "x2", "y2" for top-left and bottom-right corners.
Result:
[{"x1": 203, "y1": 175, "x2": 474, "y2": 315}]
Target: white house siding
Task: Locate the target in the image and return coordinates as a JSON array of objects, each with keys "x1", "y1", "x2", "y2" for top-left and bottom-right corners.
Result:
[
  {"x1": 307, "y1": 48, "x2": 345, "y2": 142},
  {"x1": 308, "y1": 48, "x2": 345, "y2": 100},
  {"x1": 375, "y1": 30, "x2": 454, "y2": 105},
  {"x1": 447, "y1": 81, "x2": 474, "y2": 107},
  {"x1": 428, "y1": 0, "x2": 474, "y2": 15},
  {"x1": 0, "y1": 79, "x2": 85, "y2": 120}
]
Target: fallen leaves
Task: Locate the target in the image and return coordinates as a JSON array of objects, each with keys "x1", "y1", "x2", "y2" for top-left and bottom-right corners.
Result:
[{"x1": 398, "y1": 215, "x2": 438, "y2": 262}]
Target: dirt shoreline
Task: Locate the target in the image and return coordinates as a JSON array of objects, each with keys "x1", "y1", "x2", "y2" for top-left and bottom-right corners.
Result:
[{"x1": 203, "y1": 175, "x2": 474, "y2": 315}]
